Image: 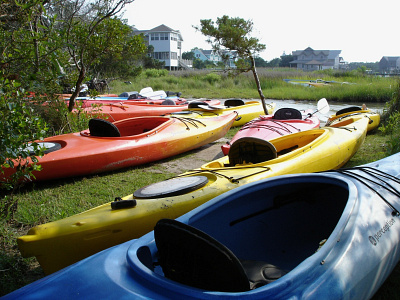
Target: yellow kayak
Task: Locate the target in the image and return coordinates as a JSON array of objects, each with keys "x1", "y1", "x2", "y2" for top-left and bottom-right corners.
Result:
[
  {"x1": 326, "y1": 106, "x2": 380, "y2": 132},
  {"x1": 174, "y1": 99, "x2": 276, "y2": 127},
  {"x1": 17, "y1": 116, "x2": 369, "y2": 274}
]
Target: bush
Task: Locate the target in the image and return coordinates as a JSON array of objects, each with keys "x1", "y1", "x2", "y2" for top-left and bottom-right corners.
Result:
[
  {"x1": 144, "y1": 69, "x2": 168, "y2": 78},
  {"x1": 379, "y1": 80, "x2": 400, "y2": 154},
  {"x1": 203, "y1": 73, "x2": 221, "y2": 84}
]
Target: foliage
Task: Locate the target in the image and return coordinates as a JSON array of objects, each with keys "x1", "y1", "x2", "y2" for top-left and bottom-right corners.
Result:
[
  {"x1": 195, "y1": 15, "x2": 270, "y2": 114},
  {"x1": 0, "y1": 77, "x2": 48, "y2": 219},
  {"x1": 279, "y1": 54, "x2": 293, "y2": 67},
  {"x1": 62, "y1": 2, "x2": 145, "y2": 110},
  {"x1": 0, "y1": 0, "x2": 67, "y2": 93},
  {"x1": 379, "y1": 80, "x2": 400, "y2": 154},
  {"x1": 202, "y1": 73, "x2": 221, "y2": 84},
  {"x1": 91, "y1": 22, "x2": 146, "y2": 78},
  {"x1": 182, "y1": 51, "x2": 195, "y2": 60},
  {"x1": 144, "y1": 68, "x2": 169, "y2": 78}
]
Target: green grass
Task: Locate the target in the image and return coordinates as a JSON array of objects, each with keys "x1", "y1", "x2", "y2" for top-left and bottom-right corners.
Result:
[{"x1": 110, "y1": 68, "x2": 397, "y2": 103}]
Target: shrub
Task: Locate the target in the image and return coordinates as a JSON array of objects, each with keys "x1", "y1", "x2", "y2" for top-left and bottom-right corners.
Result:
[
  {"x1": 203, "y1": 73, "x2": 221, "y2": 84},
  {"x1": 144, "y1": 69, "x2": 168, "y2": 78}
]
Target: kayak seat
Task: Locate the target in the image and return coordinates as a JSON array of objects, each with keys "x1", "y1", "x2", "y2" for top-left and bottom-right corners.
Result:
[
  {"x1": 229, "y1": 137, "x2": 277, "y2": 166},
  {"x1": 127, "y1": 92, "x2": 140, "y2": 99},
  {"x1": 89, "y1": 118, "x2": 121, "y2": 137},
  {"x1": 224, "y1": 99, "x2": 245, "y2": 107},
  {"x1": 273, "y1": 108, "x2": 302, "y2": 120},
  {"x1": 154, "y1": 219, "x2": 286, "y2": 292},
  {"x1": 335, "y1": 106, "x2": 362, "y2": 116},
  {"x1": 188, "y1": 101, "x2": 209, "y2": 109},
  {"x1": 161, "y1": 99, "x2": 176, "y2": 105}
]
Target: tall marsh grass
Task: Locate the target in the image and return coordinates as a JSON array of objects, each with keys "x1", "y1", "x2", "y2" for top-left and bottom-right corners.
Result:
[{"x1": 110, "y1": 68, "x2": 397, "y2": 102}]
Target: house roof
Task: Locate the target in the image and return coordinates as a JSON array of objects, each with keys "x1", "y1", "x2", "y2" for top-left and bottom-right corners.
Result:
[
  {"x1": 133, "y1": 24, "x2": 183, "y2": 41},
  {"x1": 381, "y1": 56, "x2": 400, "y2": 62},
  {"x1": 292, "y1": 47, "x2": 341, "y2": 59}
]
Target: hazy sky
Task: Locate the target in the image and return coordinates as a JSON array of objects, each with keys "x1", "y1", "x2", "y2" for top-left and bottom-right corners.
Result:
[{"x1": 124, "y1": 0, "x2": 399, "y2": 63}]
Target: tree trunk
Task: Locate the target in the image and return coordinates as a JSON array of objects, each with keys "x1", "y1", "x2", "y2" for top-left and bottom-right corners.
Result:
[
  {"x1": 249, "y1": 55, "x2": 270, "y2": 115},
  {"x1": 68, "y1": 66, "x2": 86, "y2": 112}
]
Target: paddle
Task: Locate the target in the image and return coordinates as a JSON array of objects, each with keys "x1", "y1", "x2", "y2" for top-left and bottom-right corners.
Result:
[
  {"x1": 305, "y1": 98, "x2": 330, "y2": 119},
  {"x1": 197, "y1": 104, "x2": 226, "y2": 110}
]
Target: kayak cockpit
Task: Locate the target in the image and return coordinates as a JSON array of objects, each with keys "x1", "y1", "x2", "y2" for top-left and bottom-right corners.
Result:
[
  {"x1": 129, "y1": 175, "x2": 351, "y2": 293},
  {"x1": 81, "y1": 117, "x2": 171, "y2": 138},
  {"x1": 205, "y1": 129, "x2": 325, "y2": 168}
]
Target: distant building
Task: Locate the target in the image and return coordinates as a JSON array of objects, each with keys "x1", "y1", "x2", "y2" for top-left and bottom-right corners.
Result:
[
  {"x1": 193, "y1": 48, "x2": 238, "y2": 68},
  {"x1": 133, "y1": 24, "x2": 191, "y2": 70},
  {"x1": 379, "y1": 56, "x2": 400, "y2": 74},
  {"x1": 289, "y1": 47, "x2": 343, "y2": 71}
]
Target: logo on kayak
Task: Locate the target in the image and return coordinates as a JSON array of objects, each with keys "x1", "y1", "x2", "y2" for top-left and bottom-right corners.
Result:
[
  {"x1": 369, "y1": 218, "x2": 396, "y2": 246},
  {"x1": 369, "y1": 236, "x2": 377, "y2": 246}
]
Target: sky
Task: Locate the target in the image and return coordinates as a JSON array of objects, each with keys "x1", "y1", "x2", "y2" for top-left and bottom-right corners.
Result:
[{"x1": 123, "y1": 0, "x2": 399, "y2": 63}]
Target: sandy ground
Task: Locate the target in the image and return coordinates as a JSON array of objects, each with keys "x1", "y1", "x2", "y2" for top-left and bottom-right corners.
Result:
[{"x1": 147, "y1": 137, "x2": 229, "y2": 175}]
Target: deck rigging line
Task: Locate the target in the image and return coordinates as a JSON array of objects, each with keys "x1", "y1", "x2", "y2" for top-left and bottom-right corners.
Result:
[
  {"x1": 171, "y1": 166, "x2": 271, "y2": 183},
  {"x1": 239, "y1": 119, "x2": 301, "y2": 136},
  {"x1": 325, "y1": 167, "x2": 400, "y2": 216},
  {"x1": 170, "y1": 116, "x2": 207, "y2": 129}
]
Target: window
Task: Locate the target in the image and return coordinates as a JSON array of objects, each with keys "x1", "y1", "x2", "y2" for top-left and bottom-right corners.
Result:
[
  {"x1": 151, "y1": 33, "x2": 159, "y2": 41},
  {"x1": 152, "y1": 52, "x2": 171, "y2": 60},
  {"x1": 160, "y1": 33, "x2": 168, "y2": 40}
]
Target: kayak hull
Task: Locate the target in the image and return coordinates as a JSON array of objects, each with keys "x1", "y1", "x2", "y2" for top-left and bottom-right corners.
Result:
[
  {"x1": 6, "y1": 152, "x2": 400, "y2": 299},
  {"x1": 173, "y1": 100, "x2": 275, "y2": 127},
  {"x1": 16, "y1": 117, "x2": 369, "y2": 274},
  {"x1": 1, "y1": 113, "x2": 237, "y2": 182},
  {"x1": 77, "y1": 99, "x2": 221, "y2": 121}
]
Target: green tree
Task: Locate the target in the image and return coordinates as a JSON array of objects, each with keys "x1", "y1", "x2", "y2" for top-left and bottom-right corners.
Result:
[
  {"x1": 253, "y1": 56, "x2": 268, "y2": 67},
  {"x1": 195, "y1": 15, "x2": 271, "y2": 114},
  {"x1": 62, "y1": 0, "x2": 145, "y2": 111},
  {"x1": 267, "y1": 58, "x2": 281, "y2": 68},
  {"x1": 182, "y1": 51, "x2": 195, "y2": 60},
  {"x1": 279, "y1": 54, "x2": 294, "y2": 67},
  {"x1": 92, "y1": 23, "x2": 146, "y2": 78}
]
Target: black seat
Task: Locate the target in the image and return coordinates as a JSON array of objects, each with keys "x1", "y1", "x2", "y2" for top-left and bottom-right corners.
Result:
[
  {"x1": 161, "y1": 99, "x2": 176, "y2": 105},
  {"x1": 273, "y1": 108, "x2": 302, "y2": 120},
  {"x1": 224, "y1": 98, "x2": 245, "y2": 107},
  {"x1": 89, "y1": 118, "x2": 120, "y2": 137},
  {"x1": 335, "y1": 106, "x2": 362, "y2": 116},
  {"x1": 188, "y1": 101, "x2": 209, "y2": 109},
  {"x1": 154, "y1": 219, "x2": 286, "y2": 292},
  {"x1": 229, "y1": 137, "x2": 277, "y2": 166}
]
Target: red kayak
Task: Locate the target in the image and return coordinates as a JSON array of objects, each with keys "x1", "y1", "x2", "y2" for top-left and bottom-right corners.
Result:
[
  {"x1": 1, "y1": 112, "x2": 236, "y2": 182},
  {"x1": 71, "y1": 97, "x2": 188, "y2": 108},
  {"x1": 221, "y1": 107, "x2": 320, "y2": 155},
  {"x1": 78, "y1": 100, "x2": 221, "y2": 122}
]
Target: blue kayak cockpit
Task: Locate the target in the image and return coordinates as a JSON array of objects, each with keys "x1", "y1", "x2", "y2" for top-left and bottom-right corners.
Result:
[{"x1": 127, "y1": 174, "x2": 353, "y2": 294}]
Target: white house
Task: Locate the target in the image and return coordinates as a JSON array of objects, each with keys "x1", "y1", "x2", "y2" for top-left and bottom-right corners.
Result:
[{"x1": 133, "y1": 24, "x2": 191, "y2": 70}]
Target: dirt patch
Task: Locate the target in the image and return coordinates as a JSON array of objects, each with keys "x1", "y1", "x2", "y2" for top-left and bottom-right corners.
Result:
[{"x1": 147, "y1": 137, "x2": 229, "y2": 174}]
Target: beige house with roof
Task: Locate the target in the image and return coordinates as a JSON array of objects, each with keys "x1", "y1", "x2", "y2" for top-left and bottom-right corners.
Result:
[{"x1": 289, "y1": 47, "x2": 345, "y2": 71}]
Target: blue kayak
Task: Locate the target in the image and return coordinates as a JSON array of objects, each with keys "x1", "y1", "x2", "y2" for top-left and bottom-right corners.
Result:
[{"x1": 4, "y1": 153, "x2": 400, "y2": 299}]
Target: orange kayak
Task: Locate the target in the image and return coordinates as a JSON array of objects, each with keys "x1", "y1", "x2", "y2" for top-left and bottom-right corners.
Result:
[
  {"x1": 76, "y1": 100, "x2": 221, "y2": 122},
  {"x1": 1, "y1": 112, "x2": 237, "y2": 182}
]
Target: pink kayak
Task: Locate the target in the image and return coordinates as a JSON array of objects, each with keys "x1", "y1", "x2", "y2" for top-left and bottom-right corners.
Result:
[{"x1": 221, "y1": 107, "x2": 320, "y2": 155}]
